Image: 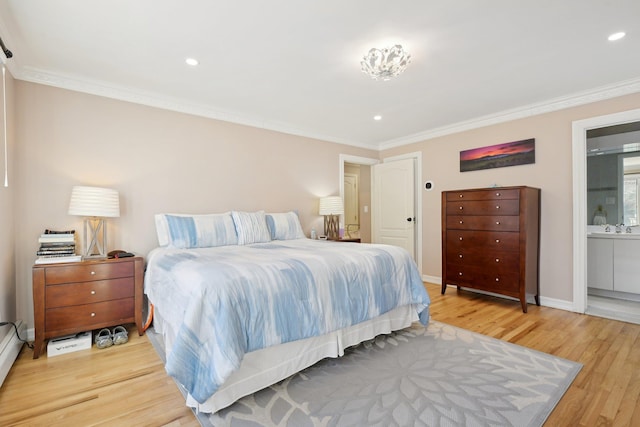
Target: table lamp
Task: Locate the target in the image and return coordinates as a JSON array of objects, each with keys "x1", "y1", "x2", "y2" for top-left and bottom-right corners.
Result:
[
  {"x1": 319, "y1": 196, "x2": 344, "y2": 240},
  {"x1": 68, "y1": 186, "x2": 120, "y2": 258}
]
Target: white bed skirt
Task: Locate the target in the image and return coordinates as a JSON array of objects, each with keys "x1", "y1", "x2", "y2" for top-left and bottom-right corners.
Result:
[{"x1": 154, "y1": 304, "x2": 420, "y2": 414}]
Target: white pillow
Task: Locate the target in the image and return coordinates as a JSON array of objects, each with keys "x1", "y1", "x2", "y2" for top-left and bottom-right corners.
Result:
[
  {"x1": 231, "y1": 211, "x2": 272, "y2": 245},
  {"x1": 266, "y1": 211, "x2": 306, "y2": 240},
  {"x1": 154, "y1": 213, "x2": 238, "y2": 248}
]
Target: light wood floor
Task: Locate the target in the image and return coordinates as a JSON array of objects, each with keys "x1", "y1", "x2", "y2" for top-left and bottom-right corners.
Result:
[{"x1": 1, "y1": 283, "x2": 639, "y2": 426}]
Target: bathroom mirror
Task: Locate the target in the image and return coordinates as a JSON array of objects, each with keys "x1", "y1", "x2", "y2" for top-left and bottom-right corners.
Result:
[{"x1": 587, "y1": 121, "x2": 640, "y2": 226}]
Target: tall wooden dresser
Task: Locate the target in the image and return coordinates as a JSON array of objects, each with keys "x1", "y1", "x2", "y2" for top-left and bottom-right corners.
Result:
[{"x1": 441, "y1": 186, "x2": 541, "y2": 312}]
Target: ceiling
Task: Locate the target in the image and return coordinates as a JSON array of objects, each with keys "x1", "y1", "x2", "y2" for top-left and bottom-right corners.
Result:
[{"x1": 1, "y1": 1, "x2": 639, "y2": 151}]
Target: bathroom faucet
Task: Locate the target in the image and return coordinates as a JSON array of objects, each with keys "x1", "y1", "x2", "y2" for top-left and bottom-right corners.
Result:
[
  {"x1": 626, "y1": 225, "x2": 638, "y2": 233},
  {"x1": 615, "y1": 224, "x2": 623, "y2": 233}
]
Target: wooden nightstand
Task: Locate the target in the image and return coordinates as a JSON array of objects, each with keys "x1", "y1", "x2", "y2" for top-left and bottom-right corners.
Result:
[{"x1": 32, "y1": 256, "x2": 144, "y2": 358}]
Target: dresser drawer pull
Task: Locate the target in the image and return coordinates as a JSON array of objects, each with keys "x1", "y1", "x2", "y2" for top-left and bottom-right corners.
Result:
[
  {"x1": 459, "y1": 206, "x2": 463, "y2": 210},
  {"x1": 495, "y1": 221, "x2": 500, "y2": 225},
  {"x1": 459, "y1": 254, "x2": 463, "y2": 258},
  {"x1": 495, "y1": 239, "x2": 500, "y2": 243},
  {"x1": 459, "y1": 237, "x2": 463, "y2": 241},
  {"x1": 495, "y1": 258, "x2": 500, "y2": 262},
  {"x1": 459, "y1": 194, "x2": 463, "y2": 198},
  {"x1": 459, "y1": 220, "x2": 463, "y2": 224},
  {"x1": 458, "y1": 272, "x2": 463, "y2": 276},
  {"x1": 495, "y1": 278, "x2": 500, "y2": 282},
  {"x1": 90, "y1": 271, "x2": 96, "y2": 276},
  {"x1": 91, "y1": 312, "x2": 96, "y2": 317},
  {"x1": 496, "y1": 192, "x2": 501, "y2": 196},
  {"x1": 496, "y1": 205, "x2": 500, "y2": 209},
  {"x1": 91, "y1": 290, "x2": 96, "y2": 295}
]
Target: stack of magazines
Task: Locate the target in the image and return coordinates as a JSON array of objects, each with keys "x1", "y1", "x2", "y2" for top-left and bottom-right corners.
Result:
[{"x1": 35, "y1": 229, "x2": 82, "y2": 264}]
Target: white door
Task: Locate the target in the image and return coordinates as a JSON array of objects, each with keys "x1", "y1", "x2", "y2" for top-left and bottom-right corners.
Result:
[
  {"x1": 344, "y1": 173, "x2": 359, "y2": 233},
  {"x1": 371, "y1": 158, "x2": 416, "y2": 258}
]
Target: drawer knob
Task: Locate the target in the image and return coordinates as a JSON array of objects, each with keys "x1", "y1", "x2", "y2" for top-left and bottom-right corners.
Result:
[
  {"x1": 459, "y1": 254, "x2": 463, "y2": 258},
  {"x1": 90, "y1": 271, "x2": 96, "y2": 275},
  {"x1": 91, "y1": 290, "x2": 96, "y2": 295},
  {"x1": 459, "y1": 194, "x2": 463, "y2": 198},
  {"x1": 496, "y1": 192, "x2": 501, "y2": 196},
  {"x1": 91, "y1": 312, "x2": 96, "y2": 317},
  {"x1": 459, "y1": 206, "x2": 463, "y2": 210},
  {"x1": 459, "y1": 220, "x2": 463, "y2": 224},
  {"x1": 495, "y1": 278, "x2": 500, "y2": 282},
  {"x1": 495, "y1": 221, "x2": 500, "y2": 225},
  {"x1": 496, "y1": 205, "x2": 500, "y2": 209},
  {"x1": 495, "y1": 239, "x2": 500, "y2": 243},
  {"x1": 495, "y1": 258, "x2": 500, "y2": 262},
  {"x1": 458, "y1": 272, "x2": 463, "y2": 276},
  {"x1": 459, "y1": 237, "x2": 463, "y2": 241}
]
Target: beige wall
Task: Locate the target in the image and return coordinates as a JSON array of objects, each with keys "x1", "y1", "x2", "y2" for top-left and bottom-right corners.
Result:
[
  {"x1": 382, "y1": 92, "x2": 640, "y2": 302},
  {"x1": 8, "y1": 76, "x2": 640, "y2": 328},
  {"x1": 13, "y1": 81, "x2": 378, "y2": 327},
  {"x1": 0, "y1": 68, "x2": 15, "y2": 342}
]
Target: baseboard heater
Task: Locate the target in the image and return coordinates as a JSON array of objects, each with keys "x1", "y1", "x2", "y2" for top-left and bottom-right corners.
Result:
[{"x1": 0, "y1": 320, "x2": 26, "y2": 387}]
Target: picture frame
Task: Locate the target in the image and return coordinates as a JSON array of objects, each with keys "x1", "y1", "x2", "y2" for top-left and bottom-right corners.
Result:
[{"x1": 460, "y1": 138, "x2": 535, "y2": 172}]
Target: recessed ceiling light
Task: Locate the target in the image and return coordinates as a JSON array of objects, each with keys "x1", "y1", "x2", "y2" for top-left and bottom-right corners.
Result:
[
  {"x1": 373, "y1": 115, "x2": 382, "y2": 121},
  {"x1": 185, "y1": 58, "x2": 199, "y2": 66},
  {"x1": 608, "y1": 32, "x2": 626, "y2": 41}
]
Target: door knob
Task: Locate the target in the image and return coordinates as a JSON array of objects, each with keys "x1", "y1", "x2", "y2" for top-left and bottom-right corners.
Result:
[{"x1": 406, "y1": 217, "x2": 414, "y2": 222}]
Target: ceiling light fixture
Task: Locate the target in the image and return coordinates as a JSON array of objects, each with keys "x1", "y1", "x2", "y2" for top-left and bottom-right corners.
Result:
[
  {"x1": 360, "y1": 45, "x2": 411, "y2": 81},
  {"x1": 608, "y1": 32, "x2": 626, "y2": 41},
  {"x1": 185, "y1": 58, "x2": 199, "y2": 66},
  {"x1": 373, "y1": 115, "x2": 382, "y2": 121}
]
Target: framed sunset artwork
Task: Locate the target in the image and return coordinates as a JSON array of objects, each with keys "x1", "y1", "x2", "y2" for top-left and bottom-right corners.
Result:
[{"x1": 460, "y1": 138, "x2": 535, "y2": 172}]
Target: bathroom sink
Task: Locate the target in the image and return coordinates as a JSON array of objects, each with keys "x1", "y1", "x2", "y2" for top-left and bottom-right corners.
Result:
[{"x1": 588, "y1": 232, "x2": 640, "y2": 239}]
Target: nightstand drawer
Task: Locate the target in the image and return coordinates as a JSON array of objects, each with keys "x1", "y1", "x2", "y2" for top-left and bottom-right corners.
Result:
[
  {"x1": 45, "y1": 278, "x2": 135, "y2": 308},
  {"x1": 45, "y1": 298, "x2": 135, "y2": 332},
  {"x1": 44, "y1": 261, "x2": 134, "y2": 285}
]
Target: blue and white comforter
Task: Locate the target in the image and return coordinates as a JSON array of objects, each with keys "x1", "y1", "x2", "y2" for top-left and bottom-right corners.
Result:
[{"x1": 145, "y1": 239, "x2": 430, "y2": 403}]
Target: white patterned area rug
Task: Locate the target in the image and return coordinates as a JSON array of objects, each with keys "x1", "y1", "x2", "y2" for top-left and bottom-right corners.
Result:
[{"x1": 150, "y1": 321, "x2": 582, "y2": 427}]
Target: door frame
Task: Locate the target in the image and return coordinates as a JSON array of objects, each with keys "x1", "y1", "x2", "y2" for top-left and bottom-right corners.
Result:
[
  {"x1": 571, "y1": 107, "x2": 640, "y2": 313},
  {"x1": 340, "y1": 152, "x2": 422, "y2": 274}
]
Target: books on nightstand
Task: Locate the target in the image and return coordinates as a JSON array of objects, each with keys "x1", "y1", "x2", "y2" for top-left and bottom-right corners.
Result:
[{"x1": 35, "y1": 229, "x2": 82, "y2": 264}]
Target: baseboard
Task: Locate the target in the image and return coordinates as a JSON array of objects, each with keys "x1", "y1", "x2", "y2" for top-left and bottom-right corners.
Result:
[
  {"x1": 0, "y1": 320, "x2": 26, "y2": 388},
  {"x1": 437, "y1": 282, "x2": 577, "y2": 313},
  {"x1": 422, "y1": 275, "x2": 441, "y2": 285}
]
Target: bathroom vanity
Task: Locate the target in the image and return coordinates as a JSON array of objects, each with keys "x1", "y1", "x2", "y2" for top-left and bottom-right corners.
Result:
[{"x1": 587, "y1": 231, "x2": 640, "y2": 297}]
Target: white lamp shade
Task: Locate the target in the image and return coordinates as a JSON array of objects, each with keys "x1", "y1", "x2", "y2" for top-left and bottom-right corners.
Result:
[
  {"x1": 319, "y1": 196, "x2": 344, "y2": 216},
  {"x1": 68, "y1": 186, "x2": 120, "y2": 217}
]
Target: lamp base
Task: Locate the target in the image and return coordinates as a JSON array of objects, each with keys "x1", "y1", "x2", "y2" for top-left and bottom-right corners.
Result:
[
  {"x1": 83, "y1": 217, "x2": 108, "y2": 258},
  {"x1": 324, "y1": 215, "x2": 340, "y2": 240}
]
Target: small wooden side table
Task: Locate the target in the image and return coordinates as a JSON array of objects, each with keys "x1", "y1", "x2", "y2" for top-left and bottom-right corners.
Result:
[{"x1": 32, "y1": 256, "x2": 144, "y2": 358}]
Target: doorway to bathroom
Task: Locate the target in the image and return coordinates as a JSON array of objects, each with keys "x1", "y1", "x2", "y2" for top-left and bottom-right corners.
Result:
[{"x1": 573, "y1": 109, "x2": 640, "y2": 325}]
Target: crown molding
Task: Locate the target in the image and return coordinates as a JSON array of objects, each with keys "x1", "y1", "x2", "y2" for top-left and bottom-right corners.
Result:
[
  {"x1": 12, "y1": 66, "x2": 640, "y2": 153},
  {"x1": 13, "y1": 66, "x2": 375, "y2": 151},
  {"x1": 377, "y1": 76, "x2": 640, "y2": 151}
]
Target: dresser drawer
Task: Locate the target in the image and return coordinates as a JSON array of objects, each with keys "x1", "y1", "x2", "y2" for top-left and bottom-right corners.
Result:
[
  {"x1": 45, "y1": 278, "x2": 135, "y2": 308},
  {"x1": 446, "y1": 215, "x2": 520, "y2": 231},
  {"x1": 446, "y1": 247, "x2": 520, "y2": 268},
  {"x1": 44, "y1": 261, "x2": 134, "y2": 285},
  {"x1": 445, "y1": 264, "x2": 520, "y2": 293},
  {"x1": 446, "y1": 231, "x2": 519, "y2": 252},
  {"x1": 446, "y1": 189, "x2": 520, "y2": 202},
  {"x1": 45, "y1": 298, "x2": 134, "y2": 332},
  {"x1": 446, "y1": 199, "x2": 520, "y2": 216}
]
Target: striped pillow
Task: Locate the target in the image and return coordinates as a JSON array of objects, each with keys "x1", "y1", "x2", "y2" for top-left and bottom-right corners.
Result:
[
  {"x1": 266, "y1": 212, "x2": 306, "y2": 240},
  {"x1": 156, "y1": 213, "x2": 238, "y2": 248},
  {"x1": 231, "y1": 211, "x2": 272, "y2": 245}
]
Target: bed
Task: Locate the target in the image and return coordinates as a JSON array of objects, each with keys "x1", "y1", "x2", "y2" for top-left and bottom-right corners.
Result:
[{"x1": 145, "y1": 211, "x2": 430, "y2": 414}]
